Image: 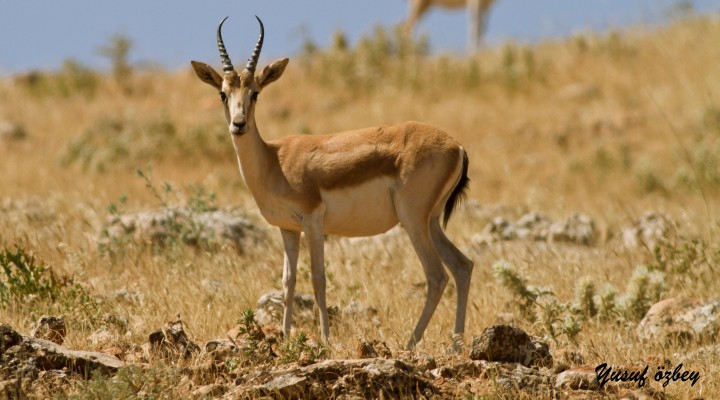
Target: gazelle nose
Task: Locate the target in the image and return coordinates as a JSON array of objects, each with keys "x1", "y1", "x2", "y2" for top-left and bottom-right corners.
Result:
[{"x1": 233, "y1": 120, "x2": 246, "y2": 129}]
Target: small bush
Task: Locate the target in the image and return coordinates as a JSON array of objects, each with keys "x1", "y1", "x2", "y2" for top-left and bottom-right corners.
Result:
[
  {"x1": 17, "y1": 59, "x2": 98, "y2": 98},
  {"x1": 278, "y1": 332, "x2": 326, "y2": 364},
  {"x1": 0, "y1": 247, "x2": 60, "y2": 305}
]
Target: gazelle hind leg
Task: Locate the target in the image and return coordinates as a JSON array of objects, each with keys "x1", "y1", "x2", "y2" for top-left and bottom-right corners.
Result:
[
  {"x1": 396, "y1": 205, "x2": 449, "y2": 349},
  {"x1": 430, "y1": 218, "x2": 474, "y2": 351},
  {"x1": 303, "y1": 216, "x2": 331, "y2": 342}
]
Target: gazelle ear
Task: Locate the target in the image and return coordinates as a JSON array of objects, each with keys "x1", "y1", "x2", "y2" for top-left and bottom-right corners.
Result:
[
  {"x1": 191, "y1": 61, "x2": 223, "y2": 90},
  {"x1": 257, "y1": 58, "x2": 289, "y2": 90}
]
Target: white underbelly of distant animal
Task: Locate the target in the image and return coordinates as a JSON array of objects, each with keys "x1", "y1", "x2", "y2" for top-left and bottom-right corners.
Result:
[{"x1": 321, "y1": 176, "x2": 398, "y2": 237}]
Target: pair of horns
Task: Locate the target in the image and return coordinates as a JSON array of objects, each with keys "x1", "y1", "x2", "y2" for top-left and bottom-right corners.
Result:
[{"x1": 217, "y1": 15, "x2": 264, "y2": 73}]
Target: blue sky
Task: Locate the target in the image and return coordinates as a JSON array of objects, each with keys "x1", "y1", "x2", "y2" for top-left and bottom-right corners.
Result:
[{"x1": 1, "y1": 1, "x2": 718, "y2": 74}]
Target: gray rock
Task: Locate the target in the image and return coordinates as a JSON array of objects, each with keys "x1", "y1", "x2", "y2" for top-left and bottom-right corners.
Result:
[
  {"x1": 1, "y1": 324, "x2": 123, "y2": 377},
  {"x1": 255, "y1": 290, "x2": 315, "y2": 326},
  {"x1": 260, "y1": 374, "x2": 308, "y2": 398},
  {"x1": 191, "y1": 383, "x2": 227, "y2": 399},
  {"x1": 100, "y1": 206, "x2": 265, "y2": 253},
  {"x1": 31, "y1": 315, "x2": 66, "y2": 345},
  {"x1": 148, "y1": 315, "x2": 200, "y2": 358},
  {"x1": 622, "y1": 212, "x2": 676, "y2": 249},
  {"x1": 555, "y1": 367, "x2": 599, "y2": 390},
  {"x1": 636, "y1": 297, "x2": 720, "y2": 343},
  {"x1": 475, "y1": 212, "x2": 595, "y2": 246},
  {"x1": 469, "y1": 325, "x2": 552, "y2": 368},
  {"x1": 0, "y1": 121, "x2": 26, "y2": 141}
]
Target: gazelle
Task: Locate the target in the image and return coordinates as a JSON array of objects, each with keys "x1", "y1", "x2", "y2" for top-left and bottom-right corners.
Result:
[
  {"x1": 405, "y1": 0, "x2": 497, "y2": 51},
  {"x1": 191, "y1": 16, "x2": 473, "y2": 350}
]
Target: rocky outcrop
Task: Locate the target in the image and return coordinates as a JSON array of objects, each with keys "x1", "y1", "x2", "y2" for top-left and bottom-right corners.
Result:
[
  {"x1": 475, "y1": 212, "x2": 596, "y2": 246},
  {"x1": 622, "y1": 212, "x2": 676, "y2": 249},
  {"x1": 100, "y1": 206, "x2": 266, "y2": 252},
  {"x1": 0, "y1": 324, "x2": 123, "y2": 379}
]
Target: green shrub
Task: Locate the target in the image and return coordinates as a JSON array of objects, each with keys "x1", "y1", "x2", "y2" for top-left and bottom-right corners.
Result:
[{"x1": 0, "y1": 247, "x2": 60, "y2": 305}]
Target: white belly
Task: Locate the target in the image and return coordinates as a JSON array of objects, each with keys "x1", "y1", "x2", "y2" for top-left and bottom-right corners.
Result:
[{"x1": 321, "y1": 176, "x2": 398, "y2": 237}]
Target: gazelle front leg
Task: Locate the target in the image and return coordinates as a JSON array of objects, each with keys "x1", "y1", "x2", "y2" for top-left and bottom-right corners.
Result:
[
  {"x1": 303, "y1": 215, "x2": 331, "y2": 342},
  {"x1": 280, "y1": 229, "x2": 300, "y2": 338}
]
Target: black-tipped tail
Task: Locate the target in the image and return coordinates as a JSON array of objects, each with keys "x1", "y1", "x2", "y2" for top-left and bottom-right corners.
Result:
[{"x1": 443, "y1": 150, "x2": 470, "y2": 228}]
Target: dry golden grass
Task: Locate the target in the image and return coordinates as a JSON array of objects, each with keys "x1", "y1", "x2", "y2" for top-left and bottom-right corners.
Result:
[{"x1": 1, "y1": 15, "x2": 720, "y2": 398}]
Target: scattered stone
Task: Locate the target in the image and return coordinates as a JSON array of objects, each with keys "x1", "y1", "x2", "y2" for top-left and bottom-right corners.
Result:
[
  {"x1": 342, "y1": 300, "x2": 378, "y2": 321},
  {"x1": 622, "y1": 212, "x2": 676, "y2": 249},
  {"x1": 148, "y1": 315, "x2": 200, "y2": 359},
  {"x1": 494, "y1": 363, "x2": 554, "y2": 393},
  {"x1": 259, "y1": 374, "x2": 308, "y2": 399},
  {"x1": 549, "y1": 212, "x2": 596, "y2": 245},
  {"x1": 636, "y1": 297, "x2": 720, "y2": 344},
  {"x1": 1, "y1": 324, "x2": 23, "y2": 351},
  {"x1": 100, "y1": 206, "x2": 266, "y2": 253},
  {"x1": 88, "y1": 330, "x2": 115, "y2": 348},
  {"x1": 31, "y1": 316, "x2": 66, "y2": 345},
  {"x1": 255, "y1": 290, "x2": 316, "y2": 326},
  {"x1": 355, "y1": 339, "x2": 392, "y2": 359},
  {"x1": 469, "y1": 325, "x2": 552, "y2": 368},
  {"x1": 191, "y1": 383, "x2": 227, "y2": 399},
  {"x1": 202, "y1": 339, "x2": 240, "y2": 362},
  {"x1": 330, "y1": 358, "x2": 436, "y2": 398},
  {"x1": 0, "y1": 121, "x2": 26, "y2": 141},
  {"x1": 110, "y1": 288, "x2": 145, "y2": 305},
  {"x1": 555, "y1": 367, "x2": 599, "y2": 390},
  {"x1": 552, "y1": 349, "x2": 585, "y2": 373},
  {"x1": 475, "y1": 212, "x2": 596, "y2": 246},
  {"x1": 1, "y1": 324, "x2": 123, "y2": 377}
]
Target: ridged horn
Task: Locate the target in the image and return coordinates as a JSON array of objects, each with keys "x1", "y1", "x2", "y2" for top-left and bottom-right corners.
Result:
[
  {"x1": 217, "y1": 16, "x2": 234, "y2": 72},
  {"x1": 245, "y1": 15, "x2": 264, "y2": 73}
]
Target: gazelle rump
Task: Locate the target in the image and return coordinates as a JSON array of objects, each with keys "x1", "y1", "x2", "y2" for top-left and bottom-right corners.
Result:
[{"x1": 191, "y1": 16, "x2": 474, "y2": 350}]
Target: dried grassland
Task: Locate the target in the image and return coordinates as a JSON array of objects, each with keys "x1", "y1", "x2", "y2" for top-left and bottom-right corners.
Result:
[{"x1": 1, "y1": 15, "x2": 720, "y2": 398}]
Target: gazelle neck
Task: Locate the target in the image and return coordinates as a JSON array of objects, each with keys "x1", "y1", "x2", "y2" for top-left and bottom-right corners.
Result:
[{"x1": 230, "y1": 117, "x2": 273, "y2": 196}]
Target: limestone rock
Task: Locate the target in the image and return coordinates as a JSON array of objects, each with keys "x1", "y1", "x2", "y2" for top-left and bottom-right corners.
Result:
[
  {"x1": 555, "y1": 367, "x2": 599, "y2": 390},
  {"x1": 636, "y1": 297, "x2": 720, "y2": 343},
  {"x1": 255, "y1": 290, "x2": 315, "y2": 326},
  {"x1": 1, "y1": 325, "x2": 123, "y2": 377},
  {"x1": 100, "y1": 206, "x2": 265, "y2": 252},
  {"x1": 259, "y1": 374, "x2": 308, "y2": 399},
  {"x1": 475, "y1": 212, "x2": 595, "y2": 246},
  {"x1": 191, "y1": 383, "x2": 227, "y2": 399},
  {"x1": 622, "y1": 212, "x2": 676, "y2": 249}
]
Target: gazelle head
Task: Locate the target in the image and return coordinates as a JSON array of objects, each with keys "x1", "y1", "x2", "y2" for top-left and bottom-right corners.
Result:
[{"x1": 191, "y1": 16, "x2": 289, "y2": 136}]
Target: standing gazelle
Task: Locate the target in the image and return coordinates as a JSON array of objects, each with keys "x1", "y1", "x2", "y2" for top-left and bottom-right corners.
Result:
[
  {"x1": 191, "y1": 16, "x2": 473, "y2": 350},
  {"x1": 404, "y1": 0, "x2": 497, "y2": 51}
]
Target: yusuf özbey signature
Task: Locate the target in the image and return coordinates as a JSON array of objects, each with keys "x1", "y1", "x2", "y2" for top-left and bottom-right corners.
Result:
[{"x1": 595, "y1": 362, "x2": 700, "y2": 388}]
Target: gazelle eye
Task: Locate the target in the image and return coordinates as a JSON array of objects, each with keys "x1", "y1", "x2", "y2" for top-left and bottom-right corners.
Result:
[
  {"x1": 251, "y1": 92, "x2": 259, "y2": 102},
  {"x1": 219, "y1": 92, "x2": 227, "y2": 103}
]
